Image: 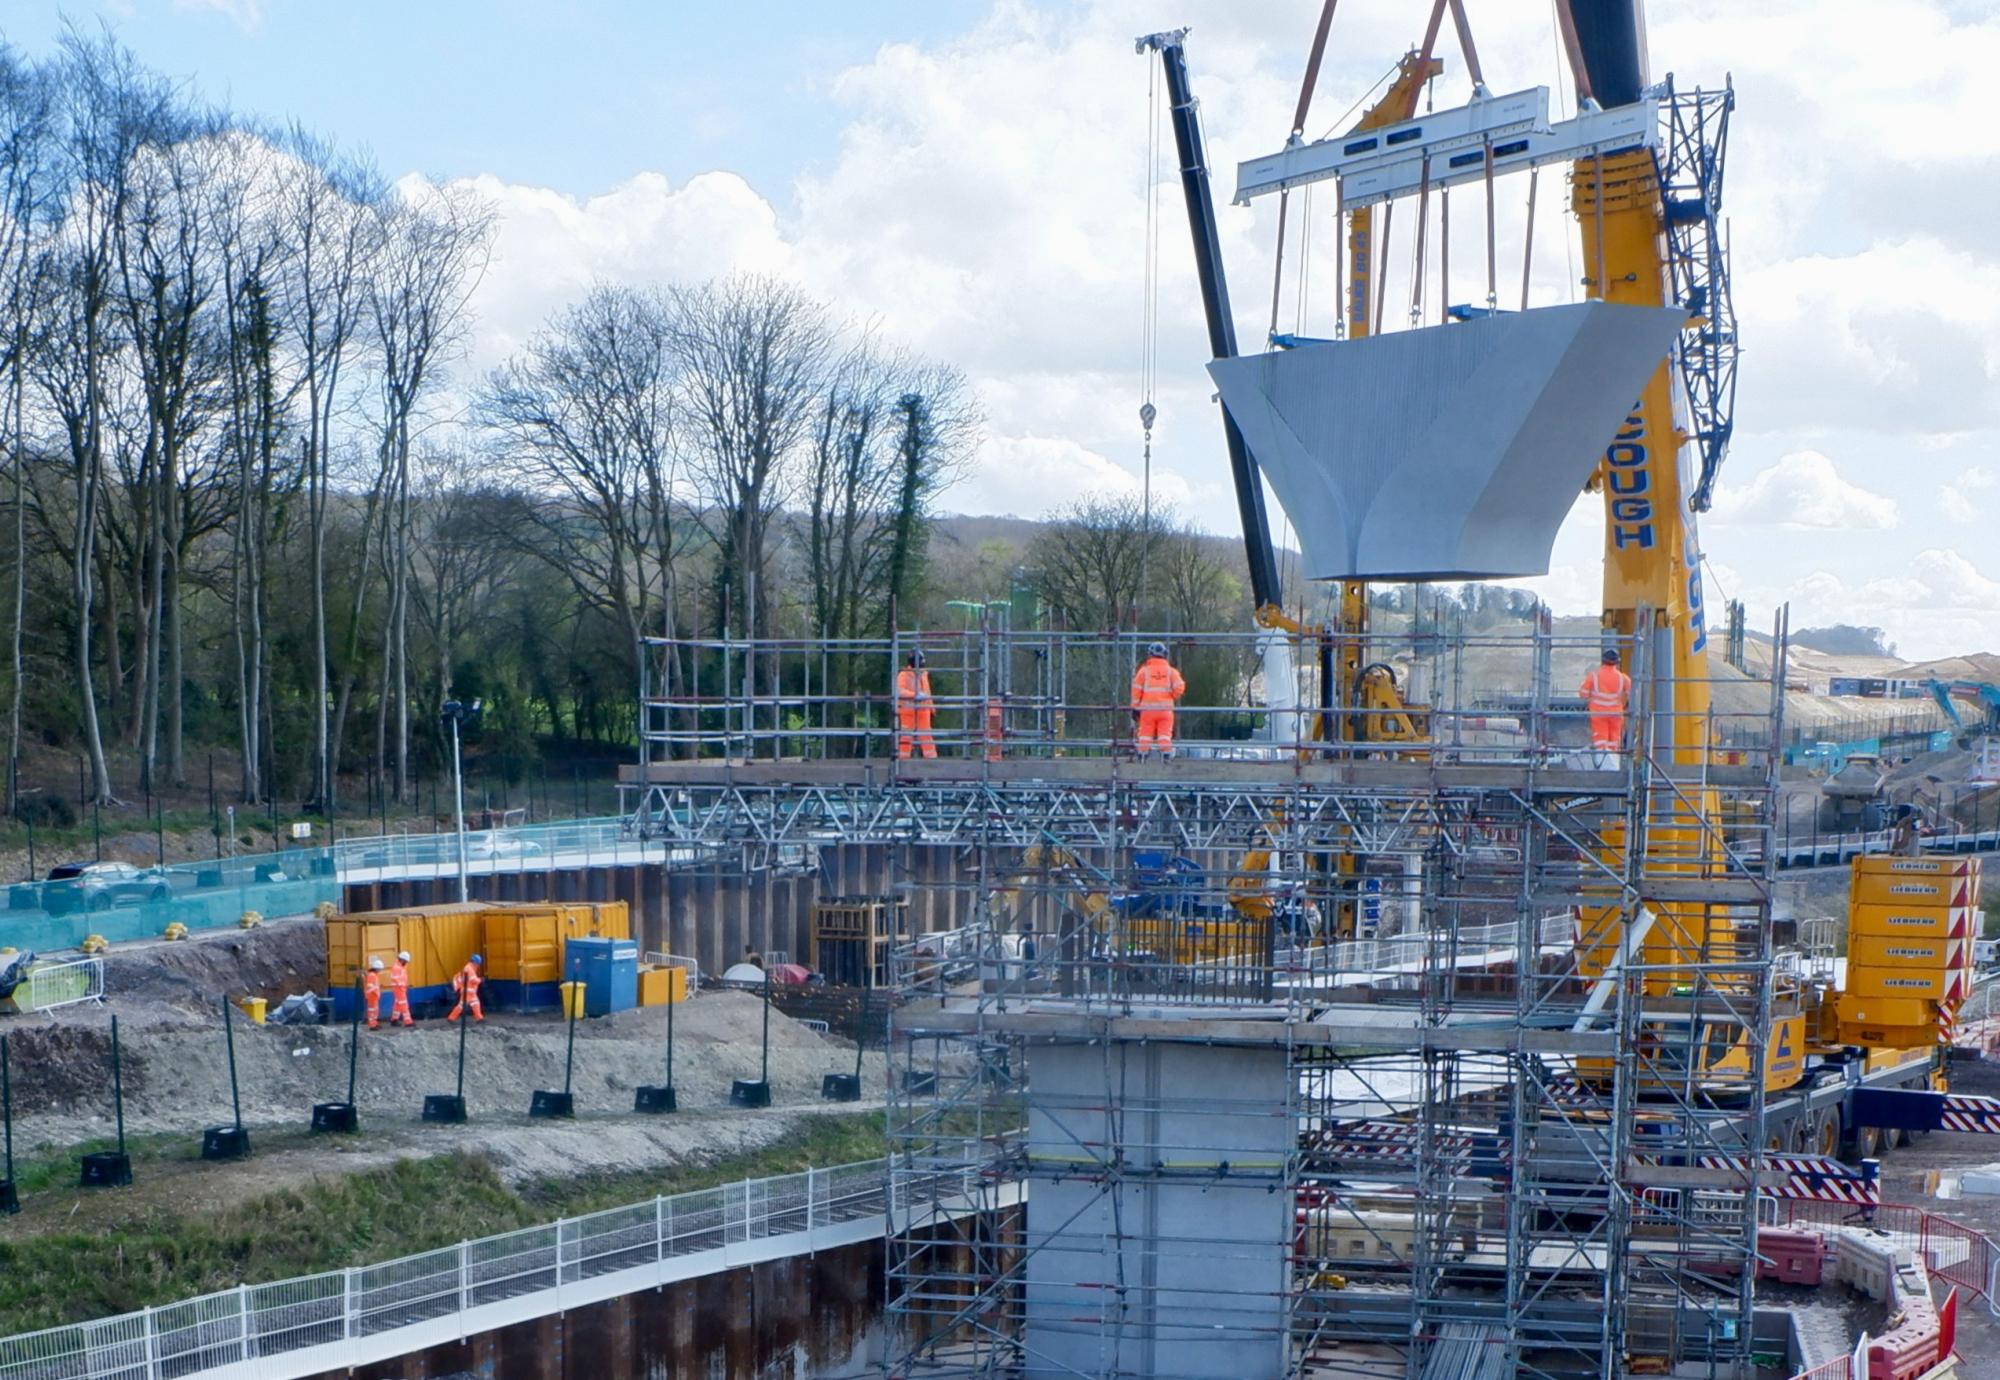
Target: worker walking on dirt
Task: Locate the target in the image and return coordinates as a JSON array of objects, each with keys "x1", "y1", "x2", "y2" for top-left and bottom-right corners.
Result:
[
  {"x1": 447, "y1": 954, "x2": 485, "y2": 1023},
  {"x1": 1130, "y1": 642, "x2": 1187, "y2": 757},
  {"x1": 895, "y1": 650, "x2": 937, "y2": 760},
  {"x1": 363, "y1": 957, "x2": 385, "y2": 1031},
  {"x1": 1580, "y1": 647, "x2": 1632, "y2": 756},
  {"x1": 388, "y1": 951, "x2": 416, "y2": 1027}
]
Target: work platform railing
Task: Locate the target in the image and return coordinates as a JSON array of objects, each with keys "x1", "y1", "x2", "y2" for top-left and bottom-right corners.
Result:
[
  {"x1": 633, "y1": 622, "x2": 1786, "y2": 773},
  {"x1": 0, "y1": 1158, "x2": 959, "y2": 1380}
]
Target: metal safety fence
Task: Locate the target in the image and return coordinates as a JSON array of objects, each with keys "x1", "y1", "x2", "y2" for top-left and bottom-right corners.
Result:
[{"x1": 0, "y1": 1159, "x2": 909, "y2": 1380}]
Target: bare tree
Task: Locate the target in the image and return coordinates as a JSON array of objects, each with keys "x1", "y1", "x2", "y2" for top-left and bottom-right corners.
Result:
[
  {"x1": 114, "y1": 111, "x2": 227, "y2": 790},
  {"x1": 210, "y1": 127, "x2": 295, "y2": 805},
  {"x1": 803, "y1": 343, "x2": 975, "y2": 642},
  {"x1": 0, "y1": 46, "x2": 53, "y2": 814},
  {"x1": 32, "y1": 33, "x2": 176, "y2": 805},
  {"x1": 362, "y1": 182, "x2": 490, "y2": 801},
  {"x1": 275, "y1": 127, "x2": 380, "y2": 812},
  {"x1": 479, "y1": 284, "x2": 682, "y2": 676},
  {"x1": 669, "y1": 275, "x2": 832, "y2": 650},
  {"x1": 1026, "y1": 491, "x2": 1155, "y2": 631}
]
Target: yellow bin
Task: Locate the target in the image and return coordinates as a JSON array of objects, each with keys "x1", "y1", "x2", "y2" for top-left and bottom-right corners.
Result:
[
  {"x1": 236, "y1": 996, "x2": 267, "y2": 1024},
  {"x1": 560, "y1": 981, "x2": 587, "y2": 1020}
]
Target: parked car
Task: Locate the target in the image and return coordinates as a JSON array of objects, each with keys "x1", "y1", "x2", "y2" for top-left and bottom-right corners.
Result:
[
  {"x1": 463, "y1": 831, "x2": 543, "y2": 861},
  {"x1": 42, "y1": 861, "x2": 174, "y2": 913}
]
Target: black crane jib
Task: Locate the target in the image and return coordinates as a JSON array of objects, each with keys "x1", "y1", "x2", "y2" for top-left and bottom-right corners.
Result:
[{"x1": 1140, "y1": 29, "x2": 1283, "y2": 616}]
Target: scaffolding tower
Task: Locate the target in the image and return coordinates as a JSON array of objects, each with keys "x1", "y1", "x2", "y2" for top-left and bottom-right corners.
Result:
[{"x1": 625, "y1": 613, "x2": 1786, "y2": 1380}]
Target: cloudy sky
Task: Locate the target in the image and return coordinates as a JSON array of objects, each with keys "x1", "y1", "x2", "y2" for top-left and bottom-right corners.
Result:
[{"x1": 5, "y1": 0, "x2": 1997, "y2": 658}]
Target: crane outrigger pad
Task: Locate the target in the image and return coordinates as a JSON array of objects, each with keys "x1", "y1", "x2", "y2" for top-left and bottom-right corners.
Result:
[{"x1": 1207, "y1": 302, "x2": 1687, "y2": 581}]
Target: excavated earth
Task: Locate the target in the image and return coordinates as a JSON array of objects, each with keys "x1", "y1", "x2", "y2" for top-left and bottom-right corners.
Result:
[{"x1": 1, "y1": 918, "x2": 882, "y2": 1217}]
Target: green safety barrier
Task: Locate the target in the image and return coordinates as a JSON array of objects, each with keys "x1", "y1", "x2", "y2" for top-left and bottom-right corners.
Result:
[{"x1": 0, "y1": 816, "x2": 658, "y2": 954}]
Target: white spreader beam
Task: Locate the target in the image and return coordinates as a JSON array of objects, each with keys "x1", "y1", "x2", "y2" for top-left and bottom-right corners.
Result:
[{"x1": 1233, "y1": 86, "x2": 1659, "y2": 209}]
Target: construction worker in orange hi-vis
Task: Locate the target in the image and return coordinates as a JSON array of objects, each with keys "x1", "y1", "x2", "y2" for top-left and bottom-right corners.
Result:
[
  {"x1": 1580, "y1": 647, "x2": 1632, "y2": 754},
  {"x1": 896, "y1": 650, "x2": 937, "y2": 760},
  {"x1": 447, "y1": 953, "x2": 485, "y2": 1023},
  {"x1": 363, "y1": 957, "x2": 385, "y2": 1030},
  {"x1": 1130, "y1": 642, "x2": 1187, "y2": 758},
  {"x1": 388, "y1": 950, "x2": 416, "y2": 1027}
]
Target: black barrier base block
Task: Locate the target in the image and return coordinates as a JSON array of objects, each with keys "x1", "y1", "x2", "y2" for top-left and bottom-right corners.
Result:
[
  {"x1": 634, "y1": 1084, "x2": 678, "y2": 1114},
  {"x1": 528, "y1": 1090, "x2": 575, "y2": 1119},
  {"x1": 730, "y1": 1078, "x2": 772, "y2": 1108},
  {"x1": 902, "y1": 1070, "x2": 938, "y2": 1095},
  {"x1": 79, "y1": 1151, "x2": 132, "y2": 1188},
  {"x1": 311, "y1": 1102, "x2": 359, "y2": 1134},
  {"x1": 422, "y1": 1094, "x2": 467, "y2": 1124},
  {"x1": 821, "y1": 1073, "x2": 862, "y2": 1102},
  {"x1": 201, "y1": 1126, "x2": 252, "y2": 1162},
  {"x1": 0, "y1": 1180, "x2": 17, "y2": 1215}
]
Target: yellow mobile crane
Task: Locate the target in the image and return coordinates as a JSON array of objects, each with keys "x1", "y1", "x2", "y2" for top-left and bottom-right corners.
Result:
[{"x1": 1152, "y1": 1, "x2": 1990, "y2": 1154}]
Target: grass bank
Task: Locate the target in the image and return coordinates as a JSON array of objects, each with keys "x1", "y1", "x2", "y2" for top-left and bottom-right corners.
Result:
[{"x1": 0, "y1": 1112, "x2": 887, "y2": 1335}]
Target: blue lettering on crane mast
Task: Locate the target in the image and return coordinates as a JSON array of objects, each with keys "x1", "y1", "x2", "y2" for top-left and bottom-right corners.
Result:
[
  {"x1": 1686, "y1": 533, "x2": 1709, "y2": 652},
  {"x1": 1605, "y1": 404, "x2": 1655, "y2": 551}
]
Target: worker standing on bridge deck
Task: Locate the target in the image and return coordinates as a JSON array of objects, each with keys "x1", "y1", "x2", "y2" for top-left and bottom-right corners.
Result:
[
  {"x1": 896, "y1": 650, "x2": 937, "y2": 760},
  {"x1": 389, "y1": 950, "x2": 416, "y2": 1027},
  {"x1": 447, "y1": 954, "x2": 484, "y2": 1023},
  {"x1": 1580, "y1": 648, "x2": 1632, "y2": 758},
  {"x1": 1131, "y1": 643, "x2": 1187, "y2": 758},
  {"x1": 363, "y1": 957, "x2": 385, "y2": 1031}
]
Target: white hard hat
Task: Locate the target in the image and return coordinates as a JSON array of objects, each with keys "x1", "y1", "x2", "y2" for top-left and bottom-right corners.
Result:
[
  {"x1": 369, "y1": 957, "x2": 385, "y2": 970},
  {"x1": 397, "y1": 951, "x2": 411, "y2": 962}
]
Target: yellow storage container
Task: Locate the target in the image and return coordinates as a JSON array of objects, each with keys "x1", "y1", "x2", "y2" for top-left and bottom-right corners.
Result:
[
  {"x1": 560, "y1": 980, "x2": 586, "y2": 1020},
  {"x1": 324, "y1": 918, "x2": 402, "y2": 988},
  {"x1": 584, "y1": 900, "x2": 630, "y2": 940},
  {"x1": 396, "y1": 905, "x2": 485, "y2": 990},
  {"x1": 1851, "y1": 870, "x2": 1963, "y2": 907},
  {"x1": 638, "y1": 965, "x2": 687, "y2": 1006},
  {"x1": 236, "y1": 996, "x2": 267, "y2": 1024},
  {"x1": 482, "y1": 907, "x2": 566, "y2": 984}
]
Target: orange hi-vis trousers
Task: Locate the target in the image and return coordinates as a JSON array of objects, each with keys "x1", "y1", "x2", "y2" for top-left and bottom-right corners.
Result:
[
  {"x1": 896, "y1": 667, "x2": 936, "y2": 759},
  {"x1": 447, "y1": 968, "x2": 483, "y2": 1022},
  {"x1": 1135, "y1": 709, "x2": 1176, "y2": 754},
  {"x1": 363, "y1": 971, "x2": 382, "y2": 1029}
]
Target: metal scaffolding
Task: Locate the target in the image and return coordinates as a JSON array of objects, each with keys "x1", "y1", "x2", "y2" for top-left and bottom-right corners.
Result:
[{"x1": 625, "y1": 613, "x2": 1786, "y2": 1380}]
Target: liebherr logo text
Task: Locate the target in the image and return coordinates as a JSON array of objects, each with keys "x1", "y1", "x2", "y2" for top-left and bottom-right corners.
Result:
[{"x1": 1606, "y1": 406, "x2": 1654, "y2": 552}]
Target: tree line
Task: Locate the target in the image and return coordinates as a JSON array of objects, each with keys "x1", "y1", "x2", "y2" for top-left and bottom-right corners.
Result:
[{"x1": 0, "y1": 29, "x2": 983, "y2": 815}]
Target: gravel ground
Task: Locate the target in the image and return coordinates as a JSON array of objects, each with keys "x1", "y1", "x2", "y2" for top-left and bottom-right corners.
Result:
[{"x1": 1872, "y1": 1054, "x2": 2000, "y2": 1379}]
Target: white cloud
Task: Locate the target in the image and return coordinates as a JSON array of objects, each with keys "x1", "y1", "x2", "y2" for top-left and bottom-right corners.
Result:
[
  {"x1": 415, "y1": 0, "x2": 2000, "y2": 656},
  {"x1": 1709, "y1": 451, "x2": 1900, "y2": 530},
  {"x1": 174, "y1": 0, "x2": 264, "y2": 29},
  {"x1": 1754, "y1": 547, "x2": 2000, "y2": 661},
  {"x1": 1940, "y1": 465, "x2": 1998, "y2": 524},
  {"x1": 443, "y1": 169, "x2": 792, "y2": 373}
]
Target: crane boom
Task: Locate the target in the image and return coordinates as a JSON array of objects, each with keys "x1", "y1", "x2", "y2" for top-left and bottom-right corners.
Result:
[{"x1": 1138, "y1": 29, "x2": 1283, "y2": 616}]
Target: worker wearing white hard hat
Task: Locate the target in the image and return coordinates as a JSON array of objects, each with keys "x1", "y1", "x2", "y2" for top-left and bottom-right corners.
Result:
[
  {"x1": 389, "y1": 950, "x2": 417, "y2": 1027},
  {"x1": 363, "y1": 956, "x2": 386, "y2": 1030}
]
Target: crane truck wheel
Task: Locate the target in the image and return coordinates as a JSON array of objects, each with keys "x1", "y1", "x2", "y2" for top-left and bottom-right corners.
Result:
[
  {"x1": 1851, "y1": 1123, "x2": 1882, "y2": 1160},
  {"x1": 1813, "y1": 1113, "x2": 1840, "y2": 1159}
]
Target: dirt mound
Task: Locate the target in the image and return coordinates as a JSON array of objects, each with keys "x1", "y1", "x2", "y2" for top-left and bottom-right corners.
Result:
[
  {"x1": 102, "y1": 915, "x2": 325, "y2": 1012},
  {"x1": 4, "y1": 987, "x2": 859, "y2": 1155},
  {"x1": 1, "y1": 1021, "x2": 148, "y2": 1115}
]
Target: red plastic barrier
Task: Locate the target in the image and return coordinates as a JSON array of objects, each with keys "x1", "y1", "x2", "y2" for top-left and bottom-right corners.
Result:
[
  {"x1": 1866, "y1": 1328, "x2": 1938, "y2": 1380},
  {"x1": 1758, "y1": 1228, "x2": 1828, "y2": 1285}
]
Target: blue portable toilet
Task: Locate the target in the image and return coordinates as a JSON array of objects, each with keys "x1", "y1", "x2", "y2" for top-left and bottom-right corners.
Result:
[{"x1": 566, "y1": 937, "x2": 638, "y2": 1016}]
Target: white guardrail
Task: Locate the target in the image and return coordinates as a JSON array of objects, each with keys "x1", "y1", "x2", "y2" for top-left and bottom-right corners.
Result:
[
  {"x1": 0, "y1": 1158, "x2": 957, "y2": 1380},
  {"x1": 9, "y1": 957, "x2": 105, "y2": 1014}
]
